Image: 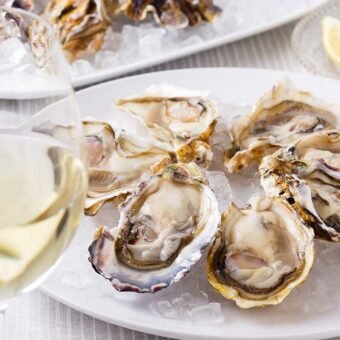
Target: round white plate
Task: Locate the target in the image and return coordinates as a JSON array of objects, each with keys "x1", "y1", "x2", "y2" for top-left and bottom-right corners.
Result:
[{"x1": 41, "y1": 68, "x2": 340, "y2": 340}]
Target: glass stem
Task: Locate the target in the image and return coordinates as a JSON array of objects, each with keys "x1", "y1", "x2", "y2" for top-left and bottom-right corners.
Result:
[{"x1": 0, "y1": 304, "x2": 7, "y2": 340}]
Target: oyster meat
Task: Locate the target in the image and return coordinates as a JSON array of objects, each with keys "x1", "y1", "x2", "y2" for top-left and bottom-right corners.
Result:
[
  {"x1": 83, "y1": 120, "x2": 172, "y2": 215},
  {"x1": 121, "y1": 0, "x2": 221, "y2": 28},
  {"x1": 225, "y1": 80, "x2": 338, "y2": 173},
  {"x1": 260, "y1": 130, "x2": 340, "y2": 241},
  {"x1": 207, "y1": 195, "x2": 314, "y2": 308},
  {"x1": 41, "y1": 0, "x2": 112, "y2": 61},
  {"x1": 89, "y1": 163, "x2": 220, "y2": 293}
]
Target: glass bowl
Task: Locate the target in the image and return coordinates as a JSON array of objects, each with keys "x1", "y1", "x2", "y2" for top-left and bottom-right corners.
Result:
[{"x1": 292, "y1": 0, "x2": 340, "y2": 78}]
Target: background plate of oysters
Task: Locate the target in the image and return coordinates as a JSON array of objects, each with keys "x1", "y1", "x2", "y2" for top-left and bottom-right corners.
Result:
[
  {"x1": 41, "y1": 68, "x2": 340, "y2": 340},
  {"x1": 1, "y1": 0, "x2": 327, "y2": 91}
]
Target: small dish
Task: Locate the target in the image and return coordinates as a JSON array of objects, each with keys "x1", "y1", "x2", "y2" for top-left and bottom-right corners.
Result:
[{"x1": 292, "y1": 0, "x2": 340, "y2": 78}]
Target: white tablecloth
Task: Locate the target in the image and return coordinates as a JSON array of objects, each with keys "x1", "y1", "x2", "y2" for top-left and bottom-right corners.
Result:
[{"x1": 6, "y1": 21, "x2": 337, "y2": 340}]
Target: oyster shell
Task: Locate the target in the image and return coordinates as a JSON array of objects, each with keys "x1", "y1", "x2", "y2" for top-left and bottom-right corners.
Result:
[
  {"x1": 89, "y1": 163, "x2": 220, "y2": 293},
  {"x1": 121, "y1": 0, "x2": 221, "y2": 28},
  {"x1": 225, "y1": 80, "x2": 338, "y2": 173},
  {"x1": 207, "y1": 195, "x2": 314, "y2": 308},
  {"x1": 41, "y1": 0, "x2": 112, "y2": 61},
  {"x1": 28, "y1": 18, "x2": 53, "y2": 70},
  {"x1": 260, "y1": 130, "x2": 340, "y2": 241},
  {"x1": 83, "y1": 120, "x2": 172, "y2": 215}
]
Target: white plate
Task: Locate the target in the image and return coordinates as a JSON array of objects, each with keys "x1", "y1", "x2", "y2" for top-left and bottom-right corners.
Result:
[{"x1": 42, "y1": 68, "x2": 340, "y2": 340}]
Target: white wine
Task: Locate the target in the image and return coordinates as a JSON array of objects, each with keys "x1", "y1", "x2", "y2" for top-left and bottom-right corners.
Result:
[{"x1": 0, "y1": 132, "x2": 87, "y2": 301}]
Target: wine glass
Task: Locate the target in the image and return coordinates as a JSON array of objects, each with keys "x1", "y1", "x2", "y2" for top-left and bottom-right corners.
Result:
[{"x1": 0, "y1": 6, "x2": 88, "y2": 338}]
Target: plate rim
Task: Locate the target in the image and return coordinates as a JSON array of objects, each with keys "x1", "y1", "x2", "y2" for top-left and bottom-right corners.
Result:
[{"x1": 42, "y1": 67, "x2": 340, "y2": 340}]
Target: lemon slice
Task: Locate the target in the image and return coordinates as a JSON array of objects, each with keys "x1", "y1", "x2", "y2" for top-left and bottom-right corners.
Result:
[{"x1": 322, "y1": 16, "x2": 340, "y2": 65}]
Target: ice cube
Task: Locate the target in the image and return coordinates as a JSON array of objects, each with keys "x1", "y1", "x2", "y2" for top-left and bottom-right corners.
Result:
[
  {"x1": 121, "y1": 25, "x2": 139, "y2": 47},
  {"x1": 206, "y1": 171, "x2": 231, "y2": 212},
  {"x1": 187, "y1": 303, "x2": 224, "y2": 324},
  {"x1": 181, "y1": 35, "x2": 203, "y2": 47},
  {"x1": 94, "y1": 50, "x2": 120, "y2": 69},
  {"x1": 156, "y1": 301, "x2": 179, "y2": 319},
  {"x1": 181, "y1": 291, "x2": 210, "y2": 308},
  {"x1": 228, "y1": 163, "x2": 263, "y2": 207},
  {"x1": 171, "y1": 297, "x2": 187, "y2": 317},
  {"x1": 103, "y1": 28, "x2": 123, "y2": 51},
  {"x1": 139, "y1": 27, "x2": 165, "y2": 58},
  {"x1": 210, "y1": 118, "x2": 232, "y2": 150},
  {"x1": 70, "y1": 59, "x2": 94, "y2": 77}
]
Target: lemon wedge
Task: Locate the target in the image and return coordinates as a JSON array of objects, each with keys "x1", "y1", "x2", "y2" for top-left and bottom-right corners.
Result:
[{"x1": 322, "y1": 16, "x2": 340, "y2": 65}]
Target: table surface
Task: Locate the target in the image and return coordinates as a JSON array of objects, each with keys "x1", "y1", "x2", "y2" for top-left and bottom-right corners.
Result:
[{"x1": 5, "y1": 21, "x2": 339, "y2": 340}]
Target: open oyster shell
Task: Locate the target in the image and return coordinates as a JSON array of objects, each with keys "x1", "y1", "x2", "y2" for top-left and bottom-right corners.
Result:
[
  {"x1": 225, "y1": 80, "x2": 338, "y2": 173},
  {"x1": 120, "y1": 0, "x2": 221, "y2": 28},
  {"x1": 83, "y1": 120, "x2": 173, "y2": 215},
  {"x1": 260, "y1": 130, "x2": 340, "y2": 241},
  {"x1": 207, "y1": 195, "x2": 315, "y2": 308},
  {"x1": 41, "y1": 0, "x2": 112, "y2": 61},
  {"x1": 116, "y1": 84, "x2": 217, "y2": 157},
  {"x1": 89, "y1": 163, "x2": 220, "y2": 293}
]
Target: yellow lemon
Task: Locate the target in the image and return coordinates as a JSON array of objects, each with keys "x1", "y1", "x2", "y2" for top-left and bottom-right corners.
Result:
[{"x1": 322, "y1": 16, "x2": 340, "y2": 65}]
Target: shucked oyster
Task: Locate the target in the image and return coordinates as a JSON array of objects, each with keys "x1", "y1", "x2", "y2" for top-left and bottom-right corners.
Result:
[
  {"x1": 116, "y1": 84, "x2": 217, "y2": 166},
  {"x1": 89, "y1": 163, "x2": 220, "y2": 293},
  {"x1": 121, "y1": 0, "x2": 221, "y2": 28},
  {"x1": 41, "y1": 0, "x2": 112, "y2": 61},
  {"x1": 260, "y1": 130, "x2": 340, "y2": 241},
  {"x1": 83, "y1": 120, "x2": 172, "y2": 215},
  {"x1": 225, "y1": 80, "x2": 338, "y2": 173},
  {"x1": 207, "y1": 195, "x2": 314, "y2": 308}
]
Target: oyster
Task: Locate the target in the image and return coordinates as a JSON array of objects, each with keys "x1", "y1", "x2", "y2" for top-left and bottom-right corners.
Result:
[
  {"x1": 83, "y1": 120, "x2": 172, "y2": 215},
  {"x1": 89, "y1": 163, "x2": 220, "y2": 293},
  {"x1": 225, "y1": 80, "x2": 338, "y2": 173},
  {"x1": 260, "y1": 130, "x2": 340, "y2": 241},
  {"x1": 116, "y1": 84, "x2": 217, "y2": 166},
  {"x1": 121, "y1": 0, "x2": 221, "y2": 28},
  {"x1": 0, "y1": 0, "x2": 34, "y2": 10},
  {"x1": 207, "y1": 195, "x2": 314, "y2": 308},
  {"x1": 28, "y1": 18, "x2": 52, "y2": 70},
  {"x1": 41, "y1": 0, "x2": 112, "y2": 61}
]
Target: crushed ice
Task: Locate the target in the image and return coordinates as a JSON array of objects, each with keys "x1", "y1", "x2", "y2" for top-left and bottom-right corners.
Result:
[{"x1": 150, "y1": 291, "x2": 224, "y2": 324}]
